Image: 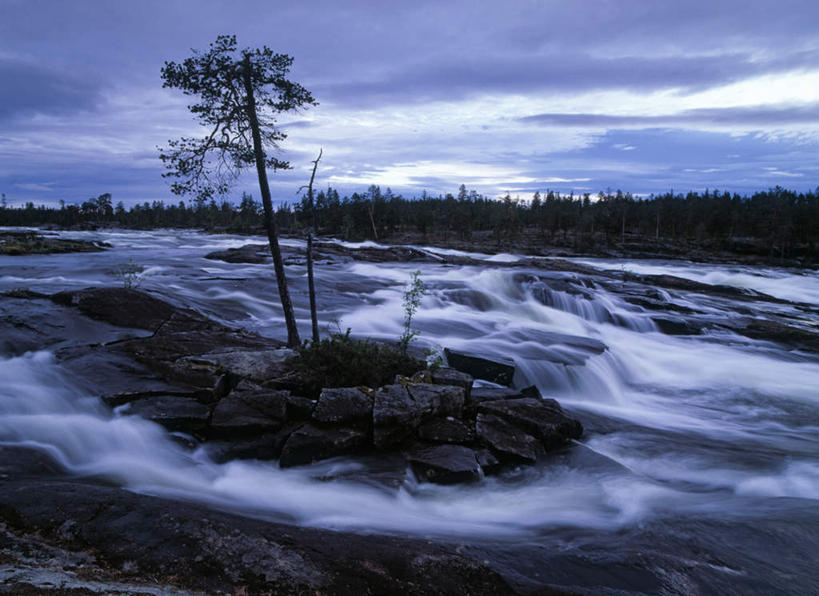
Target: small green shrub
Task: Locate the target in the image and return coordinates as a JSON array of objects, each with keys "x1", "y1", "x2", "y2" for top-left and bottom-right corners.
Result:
[
  {"x1": 399, "y1": 270, "x2": 426, "y2": 355},
  {"x1": 111, "y1": 259, "x2": 144, "y2": 289},
  {"x1": 293, "y1": 329, "x2": 424, "y2": 398}
]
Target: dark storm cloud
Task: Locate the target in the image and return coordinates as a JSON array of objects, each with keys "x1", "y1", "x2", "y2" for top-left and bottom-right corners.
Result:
[
  {"x1": 519, "y1": 103, "x2": 819, "y2": 128},
  {"x1": 0, "y1": 57, "x2": 101, "y2": 120}
]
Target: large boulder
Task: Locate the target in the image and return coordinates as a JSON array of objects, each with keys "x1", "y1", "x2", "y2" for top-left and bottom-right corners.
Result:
[
  {"x1": 372, "y1": 385, "x2": 419, "y2": 448},
  {"x1": 312, "y1": 387, "x2": 373, "y2": 425},
  {"x1": 444, "y1": 349, "x2": 515, "y2": 386},
  {"x1": 405, "y1": 444, "x2": 482, "y2": 484},
  {"x1": 475, "y1": 413, "x2": 543, "y2": 463},
  {"x1": 477, "y1": 398, "x2": 582, "y2": 449},
  {"x1": 372, "y1": 384, "x2": 465, "y2": 448},
  {"x1": 279, "y1": 424, "x2": 368, "y2": 467}
]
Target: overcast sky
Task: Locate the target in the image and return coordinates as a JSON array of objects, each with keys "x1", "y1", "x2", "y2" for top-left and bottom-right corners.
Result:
[{"x1": 1, "y1": 0, "x2": 818, "y2": 207}]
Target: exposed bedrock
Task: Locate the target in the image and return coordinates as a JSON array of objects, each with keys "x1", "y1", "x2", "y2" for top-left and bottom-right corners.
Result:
[{"x1": 27, "y1": 287, "x2": 585, "y2": 484}]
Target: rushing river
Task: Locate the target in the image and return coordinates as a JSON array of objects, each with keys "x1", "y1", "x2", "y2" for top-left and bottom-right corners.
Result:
[{"x1": 2, "y1": 228, "x2": 818, "y2": 592}]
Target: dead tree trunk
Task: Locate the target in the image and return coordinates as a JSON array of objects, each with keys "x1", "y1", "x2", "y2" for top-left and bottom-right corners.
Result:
[
  {"x1": 243, "y1": 60, "x2": 300, "y2": 348},
  {"x1": 303, "y1": 149, "x2": 322, "y2": 343}
]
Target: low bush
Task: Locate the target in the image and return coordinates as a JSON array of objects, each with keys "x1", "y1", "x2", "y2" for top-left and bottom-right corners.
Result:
[{"x1": 292, "y1": 330, "x2": 424, "y2": 398}]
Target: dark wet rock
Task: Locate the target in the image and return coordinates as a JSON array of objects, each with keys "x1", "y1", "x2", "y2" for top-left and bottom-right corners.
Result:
[
  {"x1": 285, "y1": 394, "x2": 317, "y2": 420},
  {"x1": 406, "y1": 383, "x2": 465, "y2": 417},
  {"x1": 101, "y1": 389, "x2": 211, "y2": 408},
  {"x1": 477, "y1": 398, "x2": 583, "y2": 449},
  {"x1": 0, "y1": 447, "x2": 62, "y2": 479},
  {"x1": 206, "y1": 426, "x2": 300, "y2": 463},
  {"x1": 469, "y1": 386, "x2": 539, "y2": 404},
  {"x1": 417, "y1": 417, "x2": 475, "y2": 444},
  {"x1": 209, "y1": 390, "x2": 290, "y2": 437},
  {"x1": 314, "y1": 242, "x2": 440, "y2": 264},
  {"x1": 372, "y1": 384, "x2": 419, "y2": 448},
  {"x1": 204, "y1": 243, "x2": 269, "y2": 264},
  {"x1": 312, "y1": 387, "x2": 373, "y2": 425},
  {"x1": 444, "y1": 348, "x2": 515, "y2": 385},
  {"x1": 475, "y1": 448, "x2": 501, "y2": 474},
  {"x1": 640, "y1": 273, "x2": 785, "y2": 303},
  {"x1": 0, "y1": 231, "x2": 106, "y2": 255},
  {"x1": 651, "y1": 316, "x2": 704, "y2": 335},
  {"x1": 623, "y1": 294, "x2": 697, "y2": 314},
  {"x1": 0, "y1": 478, "x2": 513, "y2": 595},
  {"x1": 430, "y1": 367, "x2": 474, "y2": 399},
  {"x1": 405, "y1": 444, "x2": 482, "y2": 484},
  {"x1": 373, "y1": 383, "x2": 466, "y2": 448},
  {"x1": 279, "y1": 424, "x2": 368, "y2": 467},
  {"x1": 51, "y1": 287, "x2": 178, "y2": 331},
  {"x1": 311, "y1": 453, "x2": 410, "y2": 490},
  {"x1": 476, "y1": 413, "x2": 543, "y2": 463},
  {"x1": 121, "y1": 395, "x2": 211, "y2": 435},
  {"x1": 470, "y1": 386, "x2": 524, "y2": 408},
  {"x1": 732, "y1": 317, "x2": 819, "y2": 352}
]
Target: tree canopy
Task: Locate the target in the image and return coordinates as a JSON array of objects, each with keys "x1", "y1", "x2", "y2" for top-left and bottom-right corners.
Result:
[{"x1": 159, "y1": 34, "x2": 316, "y2": 200}]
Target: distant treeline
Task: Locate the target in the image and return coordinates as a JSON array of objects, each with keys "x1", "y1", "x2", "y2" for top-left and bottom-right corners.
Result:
[{"x1": 1, "y1": 185, "x2": 817, "y2": 258}]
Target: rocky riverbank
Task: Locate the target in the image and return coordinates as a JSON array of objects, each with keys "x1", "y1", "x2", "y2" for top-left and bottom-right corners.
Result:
[{"x1": 0, "y1": 230, "x2": 108, "y2": 255}]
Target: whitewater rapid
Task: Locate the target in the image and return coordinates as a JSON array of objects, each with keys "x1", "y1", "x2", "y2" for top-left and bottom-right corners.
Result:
[{"x1": 1, "y1": 228, "x2": 818, "y2": 538}]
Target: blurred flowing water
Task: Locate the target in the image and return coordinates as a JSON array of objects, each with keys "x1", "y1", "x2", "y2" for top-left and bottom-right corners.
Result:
[{"x1": 1, "y1": 228, "x2": 818, "y2": 591}]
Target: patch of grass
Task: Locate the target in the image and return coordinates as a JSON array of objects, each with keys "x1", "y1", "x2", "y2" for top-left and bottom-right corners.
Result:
[{"x1": 293, "y1": 330, "x2": 424, "y2": 398}]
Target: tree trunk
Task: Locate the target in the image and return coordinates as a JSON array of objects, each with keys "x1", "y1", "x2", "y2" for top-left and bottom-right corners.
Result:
[
  {"x1": 368, "y1": 201, "x2": 378, "y2": 240},
  {"x1": 304, "y1": 149, "x2": 322, "y2": 343},
  {"x1": 243, "y1": 60, "x2": 300, "y2": 348}
]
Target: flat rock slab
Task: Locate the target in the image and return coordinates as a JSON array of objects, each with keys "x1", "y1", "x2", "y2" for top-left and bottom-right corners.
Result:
[
  {"x1": 52, "y1": 287, "x2": 179, "y2": 332},
  {"x1": 476, "y1": 413, "x2": 543, "y2": 463},
  {"x1": 122, "y1": 395, "x2": 211, "y2": 435},
  {"x1": 444, "y1": 348, "x2": 515, "y2": 386},
  {"x1": 178, "y1": 348, "x2": 295, "y2": 383},
  {"x1": 477, "y1": 398, "x2": 583, "y2": 449},
  {"x1": 405, "y1": 444, "x2": 482, "y2": 484},
  {"x1": 279, "y1": 424, "x2": 368, "y2": 467},
  {"x1": 312, "y1": 387, "x2": 373, "y2": 425}
]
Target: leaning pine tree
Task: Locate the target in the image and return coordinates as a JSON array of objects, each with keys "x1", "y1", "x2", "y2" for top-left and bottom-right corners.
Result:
[{"x1": 159, "y1": 34, "x2": 316, "y2": 347}]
